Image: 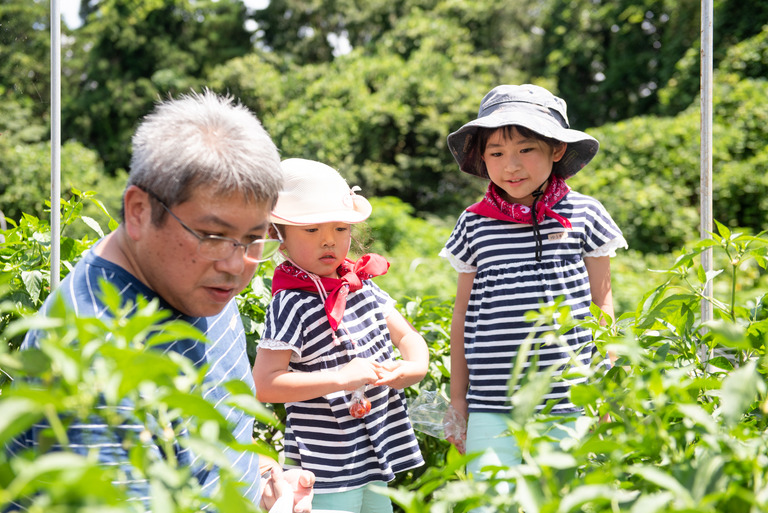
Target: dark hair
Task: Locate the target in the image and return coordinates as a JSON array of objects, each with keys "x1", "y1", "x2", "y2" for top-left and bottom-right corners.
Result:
[{"x1": 467, "y1": 125, "x2": 565, "y2": 178}]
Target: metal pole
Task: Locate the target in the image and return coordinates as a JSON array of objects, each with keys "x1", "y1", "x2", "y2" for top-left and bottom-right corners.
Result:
[
  {"x1": 700, "y1": 0, "x2": 713, "y2": 317},
  {"x1": 50, "y1": 0, "x2": 62, "y2": 290}
]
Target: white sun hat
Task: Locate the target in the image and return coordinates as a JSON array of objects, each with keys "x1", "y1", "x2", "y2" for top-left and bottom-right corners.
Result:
[{"x1": 271, "y1": 158, "x2": 372, "y2": 226}]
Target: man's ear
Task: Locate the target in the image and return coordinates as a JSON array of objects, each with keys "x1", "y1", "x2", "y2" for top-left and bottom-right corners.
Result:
[
  {"x1": 122, "y1": 185, "x2": 152, "y2": 241},
  {"x1": 553, "y1": 142, "x2": 568, "y2": 162}
]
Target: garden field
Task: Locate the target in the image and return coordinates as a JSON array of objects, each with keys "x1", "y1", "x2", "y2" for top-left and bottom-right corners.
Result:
[{"x1": 2, "y1": 0, "x2": 768, "y2": 511}]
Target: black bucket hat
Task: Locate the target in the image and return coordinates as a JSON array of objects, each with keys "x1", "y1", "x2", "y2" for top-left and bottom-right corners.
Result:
[{"x1": 447, "y1": 84, "x2": 599, "y2": 179}]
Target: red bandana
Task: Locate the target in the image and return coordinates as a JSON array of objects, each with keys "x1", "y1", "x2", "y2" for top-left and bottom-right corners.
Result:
[
  {"x1": 272, "y1": 254, "x2": 390, "y2": 331},
  {"x1": 467, "y1": 175, "x2": 572, "y2": 229}
]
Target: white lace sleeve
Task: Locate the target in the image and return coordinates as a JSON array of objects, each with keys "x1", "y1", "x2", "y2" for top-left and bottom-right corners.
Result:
[
  {"x1": 258, "y1": 339, "x2": 301, "y2": 361},
  {"x1": 439, "y1": 247, "x2": 477, "y2": 273},
  {"x1": 585, "y1": 235, "x2": 629, "y2": 258}
]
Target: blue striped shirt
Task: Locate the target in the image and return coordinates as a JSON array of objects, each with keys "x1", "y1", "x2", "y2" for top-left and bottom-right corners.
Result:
[
  {"x1": 7, "y1": 246, "x2": 262, "y2": 509},
  {"x1": 259, "y1": 281, "x2": 424, "y2": 492},
  {"x1": 442, "y1": 191, "x2": 627, "y2": 414}
]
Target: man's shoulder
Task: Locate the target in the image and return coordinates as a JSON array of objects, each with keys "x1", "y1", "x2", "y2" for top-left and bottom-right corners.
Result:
[{"x1": 65, "y1": 251, "x2": 146, "y2": 304}]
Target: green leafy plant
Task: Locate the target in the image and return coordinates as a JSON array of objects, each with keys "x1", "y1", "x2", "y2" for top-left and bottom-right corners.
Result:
[
  {"x1": 0, "y1": 282, "x2": 280, "y2": 512},
  {"x1": 383, "y1": 223, "x2": 768, "y2": 512},
  {"x1": 4, "y1": 193, "x2": 768, "y2": 512},
  {"x1": 0, "y1": 190, "x2": 117, "y2": 353}
]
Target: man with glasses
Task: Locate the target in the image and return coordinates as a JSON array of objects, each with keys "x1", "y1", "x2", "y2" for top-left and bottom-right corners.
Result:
[{"x1": 8, "y1": 90, "x2": 314, "y2": 512}]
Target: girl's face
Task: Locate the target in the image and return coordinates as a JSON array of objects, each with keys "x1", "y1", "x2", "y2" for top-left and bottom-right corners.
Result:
[
  {"x1": 280, "y1": 222, "x2": 352, "y2": 278},
  {"x1": 482, "y1": 127, "x2": 567, "y2": 206}
]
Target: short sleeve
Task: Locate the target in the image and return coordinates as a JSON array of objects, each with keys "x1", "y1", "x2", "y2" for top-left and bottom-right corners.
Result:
[
  {"x1": 368, "y1": 280, "x2": 397, "y2": 317},
  {"x1": 261, "y1": 291, "x2": 319, "y2": 358},
  {"x1": 441, "y1": 211, "x2": 479, "y2": 273},
  {"x1": 580, "y1": 198, "x2": 628, "y2": 257}
]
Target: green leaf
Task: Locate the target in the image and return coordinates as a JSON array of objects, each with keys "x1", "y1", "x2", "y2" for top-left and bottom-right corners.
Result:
[
  {"x1": 20, "y1": 270, "x2": 43, "y2": 303},
  {"x1": 226, "y1": 394, "x2": 281, "y2": 428},
  {"x1": 80, "y1": 215, "x2": 105, "y2": 237},
  {"x1": 514, "y1": 475, "x2": 544, "y2": 513},
  {"x1": 629, "y1": 465, "x2": 693, "y2": 504},
  {"x1": 691, "y1": 454, "x2": 725, "y2": 502},
  {"x1": 714, "y1": 219, "x2": 731, "y2": 240},
  {"x1": 510, "y1": 370, "x2": 554, "y2": 425},
  {"x1": 163, "y1": 391, "x2": 226, "y2": 424},
  {"x1": 703, "y1": 319, "x2": 749, "y2": 349},
  {"x1": 676, "y1": 404, "x2": 718, "y2": 434},
  {"x1": 629, "y1": 492, "x2": 674, "y2": 513},
  {"x1": 720, "y1": 360, "x2": 759, "y2": 426},
  {"x1": 182, "y1": 437, "x2": 236, "y2": 469},
  {"x1": 535, "y1": 451, "x2": 577, "y2": 469},
  {"x1": 231, "y1": 438, "x2": 280, "y2": 463},
  {"x1": 706, "y1": 356, "x2": 735, "y2": 371},
  {"x1": 557, "y1": 484, "x2": 625, "y2": 513},
  {"x1": 4, "y1": 452, "x2": 108, "y2": 499},
  {"x1": 569, "y1": 383, "x2": 601, "y2": 408},
  {"x1": 98, "y1": 347, "x2": 182, "y2": 397},
  {"x1": 0, "y1": 397, "x2": 43, "y2": 447}
]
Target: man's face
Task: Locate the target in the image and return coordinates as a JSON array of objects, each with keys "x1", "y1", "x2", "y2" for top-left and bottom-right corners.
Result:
[{"x1": 135, "y1": 187, "x2": 272, "y2": 318}]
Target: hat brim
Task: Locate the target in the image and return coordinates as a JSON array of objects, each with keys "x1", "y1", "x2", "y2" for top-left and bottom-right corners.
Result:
[
  {"x1": 271, "y1": 197, "x2": 372, "y2": 226},
  {"x1": 447, "y1": 103, "x2": 599, "y2": 179}
]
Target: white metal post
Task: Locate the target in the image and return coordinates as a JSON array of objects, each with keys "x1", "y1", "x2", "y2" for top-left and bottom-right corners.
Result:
[
  {"x1": 700, "y1": 0, "x2": 713, "y2": 319},
  {"x1": 50, "y1": 0, "x2": 62, "y2": 290},
  {"x1": 699, "y1": 0, "x2": 714, "y2": 367}
]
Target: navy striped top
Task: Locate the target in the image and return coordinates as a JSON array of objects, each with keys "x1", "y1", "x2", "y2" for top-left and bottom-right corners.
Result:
[
  {"x1": 259, "y1": 281, "x2": 424, "y2": 493},
  {"x1": 7, "y1": 246, "x2": 262, "y2": 509},
  {"x1": 441, "y1": 191, "x2": 627, "y2": 414}
]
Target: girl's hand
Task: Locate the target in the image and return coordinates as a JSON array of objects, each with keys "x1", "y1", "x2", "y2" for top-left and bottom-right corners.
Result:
[
  {"x1": 373, "y1": 360, "x2": 415, "y2": 389},
  {"x1": 338, "y1": 357, "x2": 382, "y2": 391},
  {"x1": 446, "y1": 400, "x2": 468, "y2": 454}
]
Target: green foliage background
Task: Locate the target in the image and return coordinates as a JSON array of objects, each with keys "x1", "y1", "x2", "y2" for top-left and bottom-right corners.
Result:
[{"x1": 3, "y1": 0, "x2": 768, "y2": 255}]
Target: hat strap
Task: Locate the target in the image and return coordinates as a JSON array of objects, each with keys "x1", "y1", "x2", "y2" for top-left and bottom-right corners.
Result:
[{"x1": 530, "y1": 176, "x2": 550, "y2": 262}]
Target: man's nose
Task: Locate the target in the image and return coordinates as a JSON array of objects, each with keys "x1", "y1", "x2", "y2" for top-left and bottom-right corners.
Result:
[{"x1": 214, "y1": 245, "x2": 247, "y2": 274}]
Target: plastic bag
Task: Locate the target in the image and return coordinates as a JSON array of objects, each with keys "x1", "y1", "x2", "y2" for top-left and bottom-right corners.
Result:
[
  {"x1": 347, "y1": 385, "x2": 372, "y2": 418},
  {"x1": 408, "y1": 390, "x2": 466, "y2": 443}
]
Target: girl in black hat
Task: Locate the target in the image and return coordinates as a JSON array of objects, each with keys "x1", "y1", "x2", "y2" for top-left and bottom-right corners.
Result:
[{"x1": 441, "y1": 84, "x2": 628, "y2": 504}]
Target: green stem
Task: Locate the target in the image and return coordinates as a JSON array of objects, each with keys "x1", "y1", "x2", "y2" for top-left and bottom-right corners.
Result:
[
  {"x1": 45, "y1": 403, "x2": 70, "y2": 447},
  {"x1": 730, "y1": 259, "x2": 737, "y2": 323}
]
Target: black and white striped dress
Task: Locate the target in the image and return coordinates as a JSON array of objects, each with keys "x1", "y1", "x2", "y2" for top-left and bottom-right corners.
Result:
[
  {"x1": 441, "y1": 191, "x2": 627, "y2": 414},
  {"x1": 259, "y1": 281, "x2": 424, "y2": 493}
]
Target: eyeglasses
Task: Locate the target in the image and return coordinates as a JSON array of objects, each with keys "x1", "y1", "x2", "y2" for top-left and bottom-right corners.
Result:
[{"x1": 149, "y1": 192, "x2": 282, "y2": 264}]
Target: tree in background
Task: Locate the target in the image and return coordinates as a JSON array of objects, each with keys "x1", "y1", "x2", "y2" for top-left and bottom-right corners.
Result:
[
  {"x1": 2, "y1": 0, "x2": 768, "y2": 253},
  {"x1": 0, "y1": 0, "x2": 51, "y2": 121},
  {"x1": 61, "y1": 0, "x2": 254, "y2": 173}
]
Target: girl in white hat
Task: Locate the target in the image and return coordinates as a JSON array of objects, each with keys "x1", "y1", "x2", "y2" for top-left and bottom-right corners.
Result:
[
  {"x1": 252, "y1": 158, "x2": 427, "y2": 513},
  {"x1": 441, "y1": 85, "x2": 628, "y2": 500}
]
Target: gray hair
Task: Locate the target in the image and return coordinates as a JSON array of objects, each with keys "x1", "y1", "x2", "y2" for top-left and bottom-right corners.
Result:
[{"x1": 126, "y1": 89, "x2": 283, "y2": 219}]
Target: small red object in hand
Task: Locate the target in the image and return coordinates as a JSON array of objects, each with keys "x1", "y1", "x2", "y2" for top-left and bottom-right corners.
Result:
[{"x1": 348, "y1": 386, "x2": 371, "y2": 418}]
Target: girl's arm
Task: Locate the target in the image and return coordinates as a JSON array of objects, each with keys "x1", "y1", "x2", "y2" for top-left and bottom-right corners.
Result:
[
  {"x1": 585, "y1": 255, "x2": 617, "y2": 364},
  {"x1": 252, "y1": 348, "x2": 382, "y2": 403},
  {"x1": 585, "y1": 255, "x2": 614, "y2": 322},
  {"x1": 449, "y1": 272, "x2": 475, "y2": 421},
  {"x1": 375, "y1": 310, "x2": 429, "y2": 390}
]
